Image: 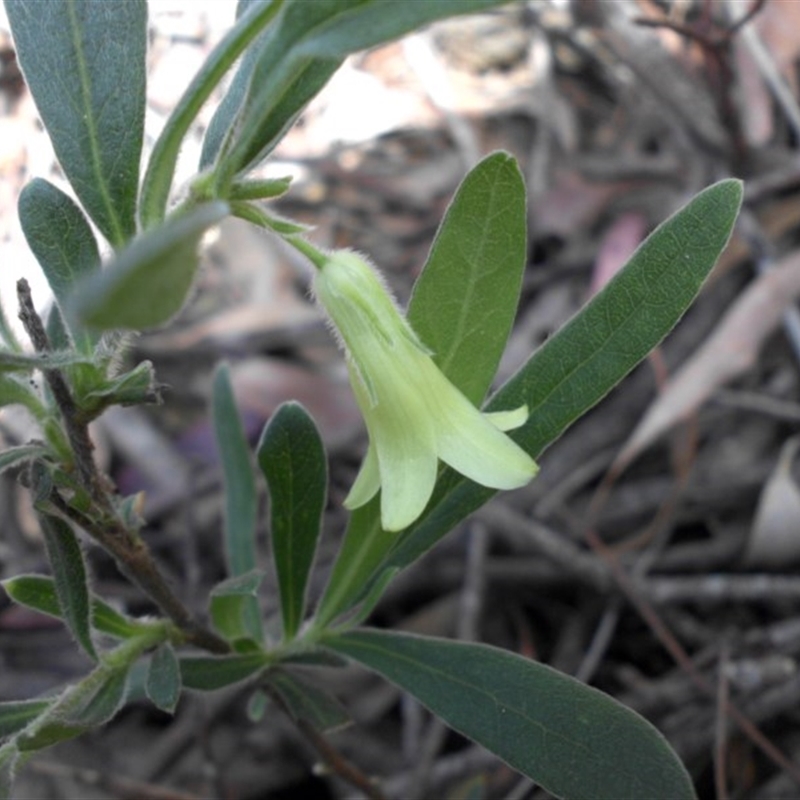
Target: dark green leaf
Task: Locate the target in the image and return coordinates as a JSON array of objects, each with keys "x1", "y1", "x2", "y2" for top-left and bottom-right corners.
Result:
[
  {"x1": 0, "y1": 351, "x2": 93, "y2": 373},
  {"x1": 257, "y1": 402, "x2": 326, "y2": 639},
  {"x1": 5, "y1": 0, "x2": 146, "y2": 246},
  {"x1": 180, "y1": 653, "x2": 270, "y2": 691},
  {"x1": 210, "y1": 571, "x2": 265, "y2": 644},
  {"x1": 140, "y1": 0, "x2": 283, "y2": 228},
  {"x1": 39, "y1": 515, "x2": 96, "y2": 660},
  {"x1": 69, "y1": 202, "x2": 228, "y2": 331},
  {"x1": 1, "y1": 574, "x2": 146, "y2": 640},
  {"x1": 327, "y1": 630, "x2": 695, "y2": 800},
  {"x1": 408, "y1": 151, "x2": 526, "y2": 405},
  {"x1": 146, "y1": 644, "x2": 182, "y2": 714},
  {"x1": 266, "y1": 669, "x2": 349, "y2": 732},
  {"x1": 18, "y1": 179, "x2": 100, "y2": 353},
  {"x1": 0, "y1": 700, "x2": 52, "y2": 739}
]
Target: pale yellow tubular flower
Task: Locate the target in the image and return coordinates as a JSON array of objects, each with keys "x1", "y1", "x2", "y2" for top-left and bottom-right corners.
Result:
[{"x1": 314, "y1": 250, "x2": 538, "y2": 532}]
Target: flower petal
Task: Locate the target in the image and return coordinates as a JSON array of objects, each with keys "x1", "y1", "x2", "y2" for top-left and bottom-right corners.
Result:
[
  {"x1": 484, "y1": 405, "x2": 528, "y2": 431},
  {"x1": 345, "y1": 356, "x2": 438, "y2": 530},
  {"x1": 429, "y1": 380, "x2": 538, "y2": 490},
  {"x1": 344, "y1": 441, "x2": 381, "y2": 509},
  {"x1": 371, "y1": 411, "x2": 438, "y2": 532}
]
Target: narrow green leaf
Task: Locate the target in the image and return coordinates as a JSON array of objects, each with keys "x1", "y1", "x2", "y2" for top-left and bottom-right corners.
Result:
[
  {"x1": 266, "y1": 669, "x2": 349, "y2": 732},
  {"x1": 17, "y1": 665, "x2": 129, "y2": 752},
  {"x1": 0, "y1": 742, "x2": 17, "y2": 800},
  {"x1": 408, "y1": 151, "x2": 526, "y2": 405},
  {"x1": 63, "y1": 669, "x2": 129, "y2": 727},
  {"x1": 180, "y1": 653, "x2": 270, "y2": 691},
  {"x1": 209, "y1": 571, "x2": 265, "y2": 644},
  {"x1": 315, "y1": 499, "x2": 401, "y2": 629},
  {"x1": 0, "y1": 445, "x2": 48, "y2": 475},
  {"x1": 212, "y1": 365, "x2": 258, "y2": 574},
  {"x1": 0, "y1": 701, "x2": 52, "y2": 739},
  {"x1": 1, "y1": 574, "x2": 146, "y2": 640},
  {"x1": 91, "y1": 605, "x2": 146, "y2": 641},
  {"x1": 0, "y1": 351, "x2": 93, "y2": 373},
  {"x1": 216, "y1": 58, "x2": 343, "y2": 182},
  {"x1": 257, "y1": 402, "x2": 326, "y2": 640},
  {"x1": 140, "y1": 0, "x2": 283, "y2": 228},
  {"x1": 199, "y1": 0, "x2": 277, "y2": 170},
  {"x1": 5, "y1": 0, "x2": 146, "y2": 246},
  {"x1": 229, "y1": 176, "x2": 293, "y2": 201},
  {"x1": 327, "y1": 630, "x2": 695, "y2": 800},
  {"x1": 68, "y1": 202, "x2": 228, "y2": 331},
  {"x1": 215, "y1": 0, "x2": 513, "y2": 180},
  {"x1": 294, "y1": 0, "x2": 513, "y2": 58},
  {"x1": 146, "y1": 644, "x2": 182, "y2": 714},
  {"x1": 230, "y1": 200, "x2": 310, "y2": 235},
  {"x1": 18, "y1": 179, "x2": 100, "y2": 353},
  {"x1": 39, "y1": 515, "x2": 96, "y2": 660},
  {"x1": 212, "y1": 364, "x2": 262, "y2": 644}
]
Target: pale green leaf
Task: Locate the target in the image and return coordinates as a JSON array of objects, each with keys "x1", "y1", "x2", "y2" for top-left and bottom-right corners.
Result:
[{"x1": 69, "y1": 202, "x2": 228, "y2": 331}]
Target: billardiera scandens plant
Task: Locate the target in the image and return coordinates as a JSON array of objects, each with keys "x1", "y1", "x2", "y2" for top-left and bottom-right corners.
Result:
[{"x1": 313, "y1": 249, "x2": 539, "y2": 532}]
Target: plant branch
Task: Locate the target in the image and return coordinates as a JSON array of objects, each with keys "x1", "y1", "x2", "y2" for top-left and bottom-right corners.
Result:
[
  {"x1": 17, "y1": 279, "x2": 229, "y2": 655},
  {"x1": 45, "y1": 479, "x2": 229, "y2": 655},
  {"x1": 18, "y1": 279, "x2": 103, "y2": 498},
  {"x1": 265, "y1": 686, "x2": 386, "y2": 800}
]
